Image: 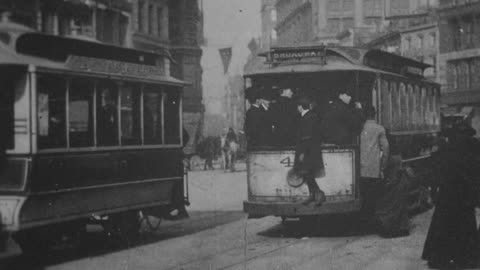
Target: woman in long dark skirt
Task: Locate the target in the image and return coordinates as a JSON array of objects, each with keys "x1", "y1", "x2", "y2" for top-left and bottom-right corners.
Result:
[{"x1": 422, "y1": 122, "x2": 480, "y2": 269}]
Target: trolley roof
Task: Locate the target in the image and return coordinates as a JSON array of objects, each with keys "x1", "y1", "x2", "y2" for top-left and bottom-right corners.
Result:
[
  {"x1": 245, "y1": 45, "x2": 433, "y2": 81},
  {"x1": 0, "y1": 22, "x2": 189, "y2": 87}
]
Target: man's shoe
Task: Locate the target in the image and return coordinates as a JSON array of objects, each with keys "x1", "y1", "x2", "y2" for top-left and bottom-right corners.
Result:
[
  {"x1": 314, "y1": 190, "x2": 326, "y2": 206},
  {"x1": 302, "y1": 195, "x2": 315, "y2": 205}
]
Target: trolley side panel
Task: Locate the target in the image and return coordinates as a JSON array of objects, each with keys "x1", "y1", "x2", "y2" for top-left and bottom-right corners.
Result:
[{"x1": 247, "y1": 149, "x2": 356, "y2": 202}]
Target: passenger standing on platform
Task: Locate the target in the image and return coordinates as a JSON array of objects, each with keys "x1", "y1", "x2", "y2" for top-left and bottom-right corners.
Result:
[
  {"x1": 270, "y1": 88, "x2": 298, "y2": 147},
  {"x1": 359, "y1": 106, "x2": 389, "y2": 223},
  {"x1": 245, "y1": 88, "x2": 273, "y2": 148},
  {"x1": 320, "y1": 89, "x2": 364, "y2": 145},
  {"x1": 422, "y1": 121, "x2": 480, "y2": 269},
  {"x1": 294, "y1": 96, "x2": 325, "y2": 206}
]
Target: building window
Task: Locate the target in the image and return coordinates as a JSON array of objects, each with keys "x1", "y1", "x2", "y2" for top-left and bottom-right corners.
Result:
[
  {"x1": 364, "y1": 0, "x2": 382, "y2": 17},
  {"x1": 404, "y1": 36, "x2": 411, "y2": 51},
  {"x1": 462, "y1": 16, "x2": 474, "y2": 49},
  {"x1": 96, "y1": 9, "x2": 128, "y2": 46},
  {"x1": 138, "y1": 0, "x2": 145, "y2": 33},
  {"x1": 271, "y1": 29, "x2": 277, "y2": 43},
  {"x1": 464, "y1": 61, "x2": 471, "y2": 89},
  {"x1": 328, "y1": 0, "x2": 341, "y2": 12},
  {"x1": 148, "y1": 4, "x2": 154, "y2": 35},
  {"x1": 271, "y1": 9, "x2": 277, "y2": 22},
  {"x1": 157, "y1": 7, "x2": 163, "y2": 37},
  {"x1": 418, "y1": 34, "x2": 424, "y2": 50}
]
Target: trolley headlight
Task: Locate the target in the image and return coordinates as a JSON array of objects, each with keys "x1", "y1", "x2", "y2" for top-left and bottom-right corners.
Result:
[{"x1": 0, "y1": 197, "x2": 25, "y2": 230}]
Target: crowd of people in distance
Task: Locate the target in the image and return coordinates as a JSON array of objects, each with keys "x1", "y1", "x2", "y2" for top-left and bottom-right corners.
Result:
[{"x1": 194, "y1": 128, "x2": 244, "y2": 172}]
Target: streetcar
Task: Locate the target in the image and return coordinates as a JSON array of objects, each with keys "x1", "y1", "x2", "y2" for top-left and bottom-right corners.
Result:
[
  {"x1": 0, "y1": 22, "x2": 189, "y2": 252},
  {"x1": 243, "y1": 45, "x2": 441, "y2": 219}
]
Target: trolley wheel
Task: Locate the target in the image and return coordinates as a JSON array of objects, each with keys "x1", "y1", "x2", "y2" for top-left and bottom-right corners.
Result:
[{"x1": 103, "y1": 210, "x2": 141, "y2": 245}]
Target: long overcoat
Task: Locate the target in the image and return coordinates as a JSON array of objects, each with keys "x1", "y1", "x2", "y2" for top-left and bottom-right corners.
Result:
[
  {"x1": 293, "y1": 110, "x2": 324, "y2": 177},
  {"x1": 422, "y1": 133, "x2": 480, "y2": 267},
  {"x1": 320, "y1": 99, "x2": 364, "y2": 145},
  {"x1": 270, "y1": 96, "x2": 298, "y2": 146},
  {"x1": 245, "y1": 105, "x2": 272, "y2": 148}
]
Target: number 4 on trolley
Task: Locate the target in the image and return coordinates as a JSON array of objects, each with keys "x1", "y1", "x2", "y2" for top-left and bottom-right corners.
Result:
[{"x1": 279, "y1": 157, "x2": 294, "y2": 167}]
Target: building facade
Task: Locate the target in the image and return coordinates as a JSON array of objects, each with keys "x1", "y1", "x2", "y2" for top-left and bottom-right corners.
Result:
[
  {"x1": 274, "y1": 0, "x2": 438, "y2": 47},
  {"x1": 438, "y1": 0, "x2": 480, "y2": 134},
  {"x1": 0, "y1": 0, "x2": 131, "y2": 46}
]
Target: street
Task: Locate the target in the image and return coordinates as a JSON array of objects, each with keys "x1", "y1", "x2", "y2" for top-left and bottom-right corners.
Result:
[{"x1": 1, "y1": 163, "x2": 475, "y2": 270}]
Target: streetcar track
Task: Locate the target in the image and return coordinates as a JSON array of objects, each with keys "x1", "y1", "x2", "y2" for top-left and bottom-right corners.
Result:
[
  {"x1": 218, "y1": 234, "x2": 366, "y2": 270},
  {"x1": 166, "y1": 218, "x2": 370, "y2": 270},
  {"x1": 163, "y1": 218, "x2": 283, "y2": 270}
]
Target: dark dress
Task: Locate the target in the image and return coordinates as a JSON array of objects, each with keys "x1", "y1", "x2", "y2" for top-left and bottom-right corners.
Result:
[
  {"x1": 270, "y1": 96, "x2": 298, "y2": 146},
  {"x1": 422, "y1": 135, "x2": 480, "y2": 268},
  {"x1": 293, "y1": 110, "x2": 324, "y2": 177},
  {"x1": 374, "y1": 156, "x2": 410, "y2": 237},
  {"x1": 320, "y1": 99, "x2": 364, "y2": 145}
]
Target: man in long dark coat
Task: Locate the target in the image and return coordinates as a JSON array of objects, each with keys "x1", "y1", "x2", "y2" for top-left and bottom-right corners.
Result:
[
  {"x1": 270, "y1": 88, "x2": 298, "y2": 147},
  {"x1": 320, "y1": 89, "x2": 364, "y2": 145},
  {"x1": 245, "y1": 88, "x2": 273, "y2": 149},
  {"x1": 294, "y1": 96, "x2": 325, "y2": 206},
  {"x1": 422, "y1": 121, "x2": 480, "y2": 269}
]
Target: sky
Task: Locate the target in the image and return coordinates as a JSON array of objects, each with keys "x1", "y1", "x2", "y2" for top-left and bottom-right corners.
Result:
[{"x1": 201, "y1": 0, "x2": 261, "y2": 116}]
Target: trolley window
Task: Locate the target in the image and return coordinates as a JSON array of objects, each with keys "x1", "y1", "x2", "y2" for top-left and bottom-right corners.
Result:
[
  {"x1": 96, "y1": 81, "x2": 119, "y2": 147},
  {"x1": 164, "y1": 90, "x2": 180, "y2": 145},
  {"x1": 391, "y1": 82, "x2": 400, "y2": 132},
  {"x1": 144, "y1": 87, "x2": 163, "y2": 145},
  {"x1": 399, "y1": 83, "x2": 407, "y2": 130},
  {"x1": 69, "y1": 79, "x2": 94, "y2": 148},
  {"x1": 120, "y1": 84, "x2": 141, "y2": 146},
  {"x1": 38, "y1": 75, "x2": 67, "y2": 149},
  {"x1": 380, "y1": 79, "x2": 391, "y2": 129},
  {"x1": 407, "y1": 84, "x2": 414, "y2": 130}
]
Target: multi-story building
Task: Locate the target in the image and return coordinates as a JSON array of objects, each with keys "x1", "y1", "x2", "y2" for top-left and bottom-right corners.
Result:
[
  {"x1": 244, "y1": 0, "x2": 277, "y2": 84},
  {"x1": 438, "y1": 0, "x2": 480, "y2": 134},
  {"x1": 274, "y1": 0, "x2": 438, "y2": 47},
  {"x1": 0, "y1": 0, "x2": 131, "y2": 46},
  {"x1": 260, "y1": 0, "x2": 278, "y2": 50},
  {"x1": 401, "y1": 22, "x2": 438, "y2": 80}
]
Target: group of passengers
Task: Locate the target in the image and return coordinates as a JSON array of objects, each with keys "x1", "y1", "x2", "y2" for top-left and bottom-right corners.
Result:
[
  {"x1": 245, "y1": 86, "x2": 480, "y2": 268},
  {"x1": 244, "y1": 86, "x2": 405, "y2": 235}
]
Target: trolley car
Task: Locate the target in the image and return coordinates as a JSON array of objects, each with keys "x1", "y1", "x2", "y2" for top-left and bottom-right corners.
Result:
[
  {"x1": 0, "y1": 23, "x2": 189, "y2": 251},
  {"x1": 243, "y1": 45, "x2": 441, "y2": 218}
]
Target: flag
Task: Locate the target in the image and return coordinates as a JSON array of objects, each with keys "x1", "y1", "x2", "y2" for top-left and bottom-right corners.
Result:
[{"x1": 219, "y1": 47, "x2": 232, "y2": 74}]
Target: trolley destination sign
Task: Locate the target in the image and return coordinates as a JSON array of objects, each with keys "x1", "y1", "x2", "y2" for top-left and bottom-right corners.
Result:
[
  {"x1": 66, "y1": 55, "x2": 165, "y2": 78},
  {"x1": 265, "y1": 47, "x2": 327, "y2": 64}
]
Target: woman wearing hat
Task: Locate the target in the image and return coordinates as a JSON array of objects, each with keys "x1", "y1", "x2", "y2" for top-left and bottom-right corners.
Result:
[
  {"x1": 422, "y1": 121, "x2": 480, "y2": 269},
  {"x1": 293, "y1": 96, "x2": 325, "y2": 206}
]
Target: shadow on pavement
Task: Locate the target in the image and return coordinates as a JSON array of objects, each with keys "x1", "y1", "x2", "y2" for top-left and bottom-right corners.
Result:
[
  {"x1": 257, "y1": 213, "x2": 376, "y2": 239},
  {"x1": 0, "y1": 211, "x2": 245, "y2": 270}
]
